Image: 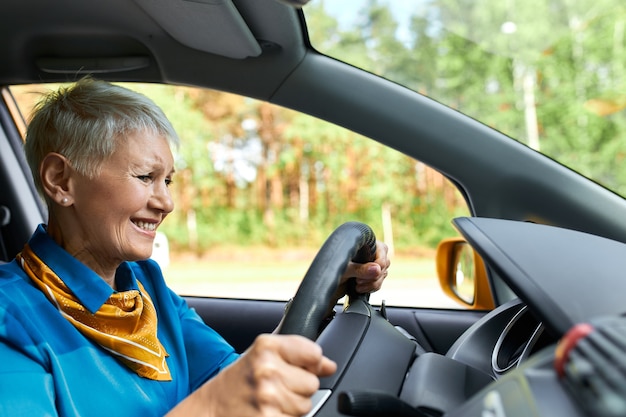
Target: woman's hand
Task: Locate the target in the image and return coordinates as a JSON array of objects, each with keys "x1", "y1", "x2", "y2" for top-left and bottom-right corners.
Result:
[
  {"x1": 339, "y1": 240, "x2": 390, "y2": 295},
  {"x1": 187, "y1": 334, "x2": 336, "y2": 417}
]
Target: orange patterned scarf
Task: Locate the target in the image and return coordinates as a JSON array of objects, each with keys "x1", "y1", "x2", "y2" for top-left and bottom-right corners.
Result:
[{"x1": 17, "y1": 243, "x2": 172, "y2": 381}]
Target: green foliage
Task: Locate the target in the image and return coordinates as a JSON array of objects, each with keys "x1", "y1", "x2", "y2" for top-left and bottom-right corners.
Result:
[{"x1": 128, "y1": 1, "x2": 626, "y2": 254}]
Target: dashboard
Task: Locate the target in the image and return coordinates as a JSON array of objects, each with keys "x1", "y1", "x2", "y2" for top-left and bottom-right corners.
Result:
[
  {"x1": 308, "y1": 217, "x2": 626, "y2": 417},
  {"x1": 438, "y1": 217, "x2": 626, "y2": 417},
  {"x1": 447, "y1": 298, "x2": 555, "y2": 380}
]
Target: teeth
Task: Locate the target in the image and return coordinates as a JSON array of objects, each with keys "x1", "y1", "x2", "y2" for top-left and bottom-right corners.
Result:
[{"x1": 134, "y1": 221, "x2": 157, "y2": 231}]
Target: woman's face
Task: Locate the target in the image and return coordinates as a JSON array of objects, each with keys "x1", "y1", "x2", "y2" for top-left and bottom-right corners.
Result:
[{"x1": 66, "y1": 130, "x2": 175, "y2": 272}]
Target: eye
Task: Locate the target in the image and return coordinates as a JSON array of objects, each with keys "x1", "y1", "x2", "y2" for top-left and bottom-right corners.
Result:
[
  {"x1": 137, "y1": 175, "x2": 153, "y2": 183},
  {"x1": 165, "y1": 177, "x2": 173, "y2": 187}
]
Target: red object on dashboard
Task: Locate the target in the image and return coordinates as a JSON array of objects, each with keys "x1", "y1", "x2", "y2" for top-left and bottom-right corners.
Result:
[{"x1": 554, "y1": 322, "x2": 594, "y2": 377}]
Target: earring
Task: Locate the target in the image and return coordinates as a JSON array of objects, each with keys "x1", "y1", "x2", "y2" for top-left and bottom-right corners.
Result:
[{"x1": 61, "y1": 198, "x2": 68, "y2": 205}]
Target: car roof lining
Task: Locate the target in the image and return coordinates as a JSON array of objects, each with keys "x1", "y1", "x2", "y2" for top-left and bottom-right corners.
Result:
[{"x1": 1, "y1": 0, "x2": 307, "y2": 100}]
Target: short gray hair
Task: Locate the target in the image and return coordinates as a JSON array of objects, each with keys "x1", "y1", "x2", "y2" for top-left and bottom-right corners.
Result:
[{"x1": 24, "y1": 78, "x2": 179, "y2": 199}]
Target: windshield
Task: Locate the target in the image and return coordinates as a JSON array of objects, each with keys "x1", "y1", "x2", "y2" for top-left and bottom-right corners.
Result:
[{"x1": 305, "y1": 0, "x2": 626, "y2": 196}]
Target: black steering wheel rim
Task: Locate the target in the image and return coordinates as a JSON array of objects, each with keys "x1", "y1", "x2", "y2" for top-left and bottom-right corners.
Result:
[{"x1": 277, "y1": 221, "x2": 377, "y2": 340}]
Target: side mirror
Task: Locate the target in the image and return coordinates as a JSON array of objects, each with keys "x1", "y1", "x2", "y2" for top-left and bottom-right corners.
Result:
[{"x1": 436, "y1": 237, "x2": 494, "y2": 310}]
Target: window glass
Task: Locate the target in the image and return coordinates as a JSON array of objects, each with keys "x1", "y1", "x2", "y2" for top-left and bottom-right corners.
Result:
[
  {"x1": 306, "y1": 1, "x2": 626, "y2": 198},
  {"x1": 10, "y1": 83, "x2": 469, "y2": 308}
]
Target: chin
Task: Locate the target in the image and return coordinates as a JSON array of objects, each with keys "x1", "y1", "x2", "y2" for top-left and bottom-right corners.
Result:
[{"x1": 125, "y1": 247, "x2": 154, "y2": 263}]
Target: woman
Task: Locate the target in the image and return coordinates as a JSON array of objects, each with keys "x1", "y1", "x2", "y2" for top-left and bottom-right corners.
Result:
[{"x1": 0, "y1": 78, "x2": 390, "y2": 416}]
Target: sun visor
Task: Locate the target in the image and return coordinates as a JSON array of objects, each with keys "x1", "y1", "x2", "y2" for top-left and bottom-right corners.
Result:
[{"x1": 133, "y1": 0, "x2": 262, "y2": 59}]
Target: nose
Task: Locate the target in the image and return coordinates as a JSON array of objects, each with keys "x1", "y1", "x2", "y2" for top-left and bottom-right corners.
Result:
[{"x1": 151, "y1": 181, "x2": 175, "y2": 214}]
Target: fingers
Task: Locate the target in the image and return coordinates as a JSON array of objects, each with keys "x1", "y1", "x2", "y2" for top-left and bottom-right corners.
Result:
[
  {"x1": 341, "y1": 240, "x2": 391, "y2": 293},
  {"x1": 251, "y1": 335, "x2": 336, "y2": 415},
  {"x1": 274, "y1": 334, "x2": 337, "y2": 377},
  {"x1": 202, "y1": 334, "x2": 335, "y2": 417}
]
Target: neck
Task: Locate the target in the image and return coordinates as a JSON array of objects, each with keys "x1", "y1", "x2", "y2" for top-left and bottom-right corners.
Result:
[{"x1": 46, "y1": 217, "x2": 119, "y2": 289}]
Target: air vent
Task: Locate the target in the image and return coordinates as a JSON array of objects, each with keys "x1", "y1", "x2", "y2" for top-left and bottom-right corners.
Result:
[
  {"x1": 492, "y1": 305, "x2": 544, "y2": 374},
  {"x1": 555, "y1": 316, "x2": 626, "y2": 417}
]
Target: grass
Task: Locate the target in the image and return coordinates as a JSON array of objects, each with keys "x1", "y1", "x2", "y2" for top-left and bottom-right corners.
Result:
[{"x1": 162, "y1": 248, "x2": 463, "y2": 309}]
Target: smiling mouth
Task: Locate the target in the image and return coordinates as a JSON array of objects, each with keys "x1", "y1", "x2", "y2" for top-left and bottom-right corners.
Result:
[{"x1": 133, "y1": 220, "x2": 157, "y2": 232}]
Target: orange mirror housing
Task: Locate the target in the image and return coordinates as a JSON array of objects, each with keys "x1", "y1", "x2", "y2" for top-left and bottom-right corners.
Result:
[{"x1": 436, "y1": 237, "x2": 494, "y2": 310}]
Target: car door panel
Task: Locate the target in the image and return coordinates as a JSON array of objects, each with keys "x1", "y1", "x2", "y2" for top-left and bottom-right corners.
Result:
[{"x1": 184, "y1": 296, "x2": 485, "y2": 355}]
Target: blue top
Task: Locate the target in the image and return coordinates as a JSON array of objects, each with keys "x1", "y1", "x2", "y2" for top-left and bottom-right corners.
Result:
[{"x1": 0, "y1": 225, "x2": 239, "y2": 416}]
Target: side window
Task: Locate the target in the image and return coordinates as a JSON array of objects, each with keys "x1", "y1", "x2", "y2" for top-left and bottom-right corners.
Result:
[{"x1": 10, "y1": 83, "x2": 469, "y2": 308}]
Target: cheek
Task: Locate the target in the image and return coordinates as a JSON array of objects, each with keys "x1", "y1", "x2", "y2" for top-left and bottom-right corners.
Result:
[
  {"x1": 82, "y1": 184, "x2": 144, "y2": 218},
  {"x1": 109, "y1": 182, "x2": 147, "y2": 206}
]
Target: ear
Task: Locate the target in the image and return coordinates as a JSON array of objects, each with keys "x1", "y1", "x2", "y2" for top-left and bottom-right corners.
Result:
[{"x1": 40, "y1": 152, "x2": 73, "y2": 206}]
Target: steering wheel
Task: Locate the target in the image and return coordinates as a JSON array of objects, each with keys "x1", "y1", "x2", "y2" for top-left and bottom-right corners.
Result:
[
  {"x1": 277, "y1": 222, "x2": 420, "y2": 417},
  {"x1": 277, "y1": 221, "x2": 377, "y2": 340}
]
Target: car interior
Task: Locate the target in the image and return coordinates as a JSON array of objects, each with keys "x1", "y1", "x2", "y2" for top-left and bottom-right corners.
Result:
[{"x1": 2, "y1": 0, "x2": 626, "y2": 416}]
